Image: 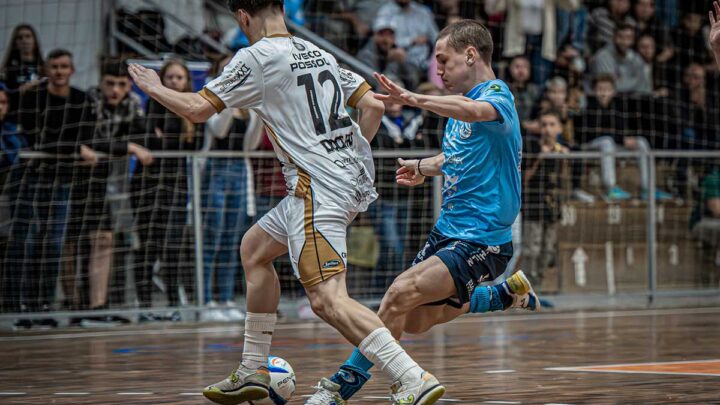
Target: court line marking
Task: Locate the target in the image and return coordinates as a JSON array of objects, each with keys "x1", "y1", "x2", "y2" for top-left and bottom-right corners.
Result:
[
  {"x1": 359, "y1": 396, "x2": 461, "y2": 402},
  {"x1": 2, "y1": 307, "x2": 719, "y2": 342},
  {"x1": 54, "y1": 392, "x2": 90, "y2": 395},
  {"x1": 484, "y1": 369, "x2": 515, "y2": 374},
  {"x1": 0, "y1": 392, "x2": 26, "y2": 395},
  {"x1": 179, "y1": 392, "x2": 204, "y2": 395},
  {"x1": 117, "y1": 392, "x2": 154, "y2": 395},
  {"x1": 484, "y1": 401, "x2": 521, "y2": 404},
  {"x1": 546, "y1": 368, "x2": 720, "y2": 377},
  {"x1": 546, "y1": 358, "x2": 720, "y2": 377}
]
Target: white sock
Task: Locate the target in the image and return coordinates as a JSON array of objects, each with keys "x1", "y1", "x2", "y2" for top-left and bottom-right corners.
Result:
[
  {"x1": 358, "y1": 327, "x2": 423, "y2": 385},
  {"x1": 240, "y1": 312, "x2": 277, "y2": 370}
]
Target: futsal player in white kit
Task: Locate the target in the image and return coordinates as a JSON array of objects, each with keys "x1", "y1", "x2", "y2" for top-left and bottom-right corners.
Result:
[{"x1": 129, "y1": 1, "x2": 446, "y2": 404}]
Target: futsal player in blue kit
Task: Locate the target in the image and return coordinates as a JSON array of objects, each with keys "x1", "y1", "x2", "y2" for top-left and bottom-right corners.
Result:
[{"x1": 306, "y1": 20, "x2": 540, "y2": 405}]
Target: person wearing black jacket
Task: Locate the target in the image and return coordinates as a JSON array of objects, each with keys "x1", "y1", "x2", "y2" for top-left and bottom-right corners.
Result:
[
  {"x1": 6, "y1": 49, "x2": 95, "y2": 326},
  {"x1": 68, "y1": 61, "x2": 153, "y2": 324},
  {"x1": 131, "y1": 60, "x2": 201, "y2": 321}
]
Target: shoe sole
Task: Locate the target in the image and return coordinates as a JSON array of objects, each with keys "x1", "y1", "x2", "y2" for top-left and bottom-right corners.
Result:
[
  {"x1": 202, "y1": 386, "x2": 269, "y2": 405},
  {"x1": 417, "y1": 384, "x2": 446, "y2": 405}
]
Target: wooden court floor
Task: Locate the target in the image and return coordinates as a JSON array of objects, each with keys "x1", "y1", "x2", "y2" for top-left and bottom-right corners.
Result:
[{"x1": 1, "y1": 307, "x2": 719, "y2": 404}]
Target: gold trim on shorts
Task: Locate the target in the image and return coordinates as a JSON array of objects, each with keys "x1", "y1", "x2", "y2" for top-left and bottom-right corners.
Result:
[{"x1": 297, "y1": 189, "x2": 345, "y2": 287}]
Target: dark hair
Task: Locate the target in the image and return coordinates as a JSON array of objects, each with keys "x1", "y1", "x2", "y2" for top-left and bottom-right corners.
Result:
[
  {"x1": 101, "y1": 60, "x2": 129, "y2": 77},
  {"x1": 615, "y1": 22, "x2": 636, "y2": 34},
  {"x1": 539, "y1": 108, "x2": 563, "y2": 123},
  {"x1": 227, "y1": 0, "x2": 284, "y2": 15},
  {"x1": 47, "y1": 48, "x2": 73, "y2": 62},
  {"x1": 1, "y1": 24, "x2": 44, "y2": 72},
  {"x1": 593, "y1": 73, "x2": 616, "y2": 88},
  {"x1": 437, "y1": 19, "x2": 493, "y2": 63}
]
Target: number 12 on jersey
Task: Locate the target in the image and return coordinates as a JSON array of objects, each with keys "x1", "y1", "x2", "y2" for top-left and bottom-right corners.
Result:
[{"x1": 297, "y1": 69, "x2": 352, "y2": 136}]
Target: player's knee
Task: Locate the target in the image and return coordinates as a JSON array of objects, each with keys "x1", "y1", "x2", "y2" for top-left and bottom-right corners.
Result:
[
  {"x1": 307, "y1": 292, "x2": 340, "y2": 322},
  {"x1": 240, "y1": 233, "x2": 265, "y2": 269}
]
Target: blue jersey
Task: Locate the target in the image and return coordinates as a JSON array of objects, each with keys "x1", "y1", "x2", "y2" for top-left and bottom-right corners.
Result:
[{"x1": 434, "y1": 79, "x2": 522, "y2": 247}]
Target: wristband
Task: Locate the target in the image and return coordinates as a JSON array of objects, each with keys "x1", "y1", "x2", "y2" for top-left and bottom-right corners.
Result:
[{"x1": 417, "y1": 158, "x2": 426, "y2": 177}]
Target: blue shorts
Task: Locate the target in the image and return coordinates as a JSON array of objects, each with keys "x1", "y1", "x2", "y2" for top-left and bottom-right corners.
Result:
[{"x1": 413, "y1": 227, "x2": 513, "y2": 308}]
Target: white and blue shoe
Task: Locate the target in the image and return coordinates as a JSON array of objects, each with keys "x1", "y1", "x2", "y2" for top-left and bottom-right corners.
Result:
[{"x1": 503, "y1": 270, "x2": 540, "y2": 311}]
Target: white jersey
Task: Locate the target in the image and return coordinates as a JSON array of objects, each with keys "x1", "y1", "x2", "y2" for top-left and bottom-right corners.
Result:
[{"x1": 200, "y1": 34, "x2": 377, "y2": 212}]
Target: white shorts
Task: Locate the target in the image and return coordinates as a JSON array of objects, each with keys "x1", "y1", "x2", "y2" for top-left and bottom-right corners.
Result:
[{"x1": 257, "y1": 193, "x2": 356, "y2": 287}]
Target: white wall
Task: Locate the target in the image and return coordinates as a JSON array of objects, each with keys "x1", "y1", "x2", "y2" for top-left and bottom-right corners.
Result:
[{"x1": 0, "y1": 0, "x2": 103, "y2": 90}]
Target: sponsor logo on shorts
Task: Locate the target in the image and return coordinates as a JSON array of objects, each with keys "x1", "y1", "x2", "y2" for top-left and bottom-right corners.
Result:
[
  {"x1": 466, "y1": 249, "x2": 489, "y2": 267},
  {"x1": 465, "y1": 279, "x2": 476, "y2": 298},
  {"x1": 323, "y1": 260, "x2": 341, "y2": 269}
]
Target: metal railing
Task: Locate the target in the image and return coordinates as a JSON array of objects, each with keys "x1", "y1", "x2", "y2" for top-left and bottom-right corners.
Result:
[{"x1": 2, "y1": 149, "x2": 719, "y2": 322}]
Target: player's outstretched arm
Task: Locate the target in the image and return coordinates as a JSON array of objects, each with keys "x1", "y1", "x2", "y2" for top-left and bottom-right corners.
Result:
[
  {"x1": 128, "y1": 63, "x2": 216, "y2": 123},
  {"x1": 710, "y1": 1, "x2": 720, "y2": 69},
  {"x1": 373, "y1": 73, "x2": 498, "y2": 123},
  {"x1": 354, "y1": 89, "x2": 385, "y2": 143},
  {"x1": 396, "y1": 154, "x2": 445, "y2": 187}
]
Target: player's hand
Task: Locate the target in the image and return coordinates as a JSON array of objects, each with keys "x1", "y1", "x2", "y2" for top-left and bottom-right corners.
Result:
[
  {"x1": 373, "y1": 73, "x2": 419, "y2": 107},
  {"x1": 128, "y1": 142, "x2": 154, "y2": 166},
  {"x1": 128, "y1": 63, "x2": 162, "y2": 94},
  {"x1": 711, "y1": 1, "x2": 720, "y2": 51},
  {"x1": 396, "y1": 158, "x2": 425, "y2": 187},
  {"x1": 80, "y1": 145, "x2": 99, "y2": 166}
]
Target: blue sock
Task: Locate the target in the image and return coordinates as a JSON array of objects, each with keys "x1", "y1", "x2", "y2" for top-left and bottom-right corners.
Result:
[
  {"x1": 329, "y1": 348, "x2": 373, "y2": 400},
  {"x1": 493, "y1": 284, "x2": 513, "y2": 309},
  {"x1": 345, "y1": 348, "x2": 374, "y2": 371},
  {"x1": 469, "y1": 286, "x2": 509, "y2": 313}
]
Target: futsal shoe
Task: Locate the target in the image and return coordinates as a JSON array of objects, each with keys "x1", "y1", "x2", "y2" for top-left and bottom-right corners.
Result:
[
  {"x1": 390, "y1": 372, "x2": 445, "y2": 405},
  {"x1": 503, "y1": 270, "x2": 540, "y2": 311},
  {"x1": 203, "y1": 365, "x2": 271, "y2": 405},
  {"x1": 305, "y1": 377, "x2": 346, "y2": 405}
]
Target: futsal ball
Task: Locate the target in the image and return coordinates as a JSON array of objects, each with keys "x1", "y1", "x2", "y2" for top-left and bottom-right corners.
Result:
[{"x1": 249, "y1": 356, "x2": 296, "y2": 405}]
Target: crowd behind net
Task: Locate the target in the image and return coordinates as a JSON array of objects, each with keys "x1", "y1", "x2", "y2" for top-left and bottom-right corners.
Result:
[{"x1": 0, "y1": 0, "x2": 719, "y2": 326}]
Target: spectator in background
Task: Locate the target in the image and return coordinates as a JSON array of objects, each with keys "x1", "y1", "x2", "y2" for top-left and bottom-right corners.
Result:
[
  {"x1": 506, "y1": 56, "x2": 540, "y2": 134},
  {"x1": 200, "y1": 55, "x2": 262, "y2": 322},
  {"x1": 414, "y1": 82, "x2": 446, "y2": 149},
  {"x1": 711, "y1": 1, "x2": 720, "y2": 69},
  {"x1": 590, "y1": 23, "x2": 651, "y2": 94},
  {"x1": 676, "y1": 63, "x2": 719, "y2": 150},
  {"x1": 1, "y1": 24, "x2": 44, "y2": 92},
  {"x1": 552, "y1": 43, "x2": 587, "y2": 107},
  {"x1": 691, "y1": 166, "x2": 720, "y2": 283},
  {"x1": 636, "y1": 34, "x2": 670, "y2": 96},
  {"x1": 369, "y1": 76, "x2": 422, "y2": 289},
  {"x1": 132, "y1": 59, "x2": 201, "y2": 322},
  {"x1": 375, "y1": 0, "x2": 439, "y2": 70},
  {"x1": 0, "y1": 82, "x2": 28, "y2": 312},
  {"x1": 522, "y1": 110, "x2": 569, "y2": 288},
  {"x1": 305, "y1": 0, "x2": 371, "y2": 54},
  {"x1": 7, "y1": 49, "x2": 96, "y2": 327},
  {"x1": 587, "y1": 0, "x2": 636, "y2": 54},
  {"x1": 672, "y1": 8, "x2": 713, "y2": 71},
  {"x1": 576, "y1": 74, "x2": 629, "y2": 200},
  {"x1": 429, "y1": 0, "x2": 486, "y2": 28},
  {"x1": 577, "y1": 74, "x2": 670, "y2": 200},
  {"x1": 68, "y1": 61, "x2": 152, "y2": 325},
  {"x1": 633, "y1": 0, "x2": 674, "y2": 64},
  {"x1": 535, "y1": 77, "x2": 578, "y2": 147},
  {"x1": 485, "y1": 0, "x2": 581, "y2": 86},
  {"x1": 357, "y1": 20, "x2": 421, "y2": 91},
  {"x1": 557, "y1": 3, "x2": 588, "y2": 54}
]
